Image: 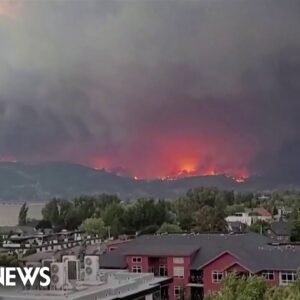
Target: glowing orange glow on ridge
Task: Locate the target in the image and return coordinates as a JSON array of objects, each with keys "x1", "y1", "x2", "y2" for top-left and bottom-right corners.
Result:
[{"x1": 86, "y1": 131, "x2": 255, "y2": 182}]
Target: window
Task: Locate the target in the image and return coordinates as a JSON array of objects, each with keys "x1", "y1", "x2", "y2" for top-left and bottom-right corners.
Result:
[
  {"x1": 280, "y1": 272, "x2": 296, "y2": 285},
  {"x1": 173, "y1": 266, "x2": 184, "y2": 278},
  {"x1": 159, "y1": 265, "x2": 168, "y2": 276},
  {"x1": 132, "y1": 265, "x2": 142, "y2": 273},
  {"x1": 212, "y1": 271, "x2": 223, "y2": 283},
  {"x1": 262, "y1": 271, "x2": 275, "y2": 281},
  {"x1": 174, "y1": 286, "x2": 183, "y2": 300},
  {"x1": 132, "y1": 257, "x2": 142, "y2": 263},
  {"x1": 173, "y1": 257, "x2": 184, "y2": 264}
]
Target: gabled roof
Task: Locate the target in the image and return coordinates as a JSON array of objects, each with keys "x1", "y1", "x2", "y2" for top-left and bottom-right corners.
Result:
[
  {"x1": 270, "y1": 221, "x2": 290, "y2": 236},
  {"x1": 99, "y1": 252, "x2": 127, "y2": 269},
  {"x1": 99, "y1": 233, "x2": 272, "y2": 270},
  {"x1": 101, "y1": 233, "x2": 300, "y2": 273},
  {"x1": 256, "y1": 207, "x2": 272, "y2": 218}
]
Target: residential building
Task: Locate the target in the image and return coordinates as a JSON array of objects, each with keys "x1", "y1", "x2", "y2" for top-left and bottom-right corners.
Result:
[
  {"x1": 268, "y1": 220, "x2": 291, "y2": 242},
  {"x1": 99, "y1": 233, "x2": 300, "y2": 300},
  {"x1": 225, "y1": 212, "x2": 253, "y2": 226},
  {"x1": 2, "y1": 229, "x2": 100, "y2": 255},
  {"x1": 226, "y1": 207, "x2": 272, "y2": 227}
]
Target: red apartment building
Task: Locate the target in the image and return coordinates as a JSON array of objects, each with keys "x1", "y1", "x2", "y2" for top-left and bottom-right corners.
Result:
[{"x1": 100, "y1": 233, "x2": 300, "y2": 300}]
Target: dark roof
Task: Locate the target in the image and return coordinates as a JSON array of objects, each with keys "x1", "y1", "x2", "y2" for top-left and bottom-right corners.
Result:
[
  {"x1": 99, "y1": 252, "x2": 127, "y2": 269},
  {"x1": 270, "y1": 221, "x2": 291, "y2": 236},
  {"x1": 122, "y1": 235, "x2": 200, "y2": 256},
  {"x1": 99, "y1": 233, "x2": 271, "y2": 270},
  {"x1": 237, "y1": 245, "x2": 300, "y2": 272},
  {"x1": 99, "y1": 233, "x2": 300, "y2": 272}
]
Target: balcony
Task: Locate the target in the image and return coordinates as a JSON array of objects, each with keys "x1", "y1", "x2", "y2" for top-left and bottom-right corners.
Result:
[{"x1": 189, "y1": 275, "x2": 203, "y2": 284}]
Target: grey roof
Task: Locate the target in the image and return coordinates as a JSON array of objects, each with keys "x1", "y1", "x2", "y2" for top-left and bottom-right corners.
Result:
[
  {"x1": 100, "y1": 233, "x2": 300, "y2": 273},
  {"x1": 21, "y1": 251, "x2": 56, "y2": 262},
  {"x1": 241, "y1": 245, "x2": 300, "y2": 272},
  {"x1": 122, "y1": 235, "x2": 201, "y2": 256},
  {"x1": 100, "y1": 252, "x2": 127, "y2": 269},
  {"x1": 0, "y1": 226, "x2": 36, "y2": 235},
  {"x1": 270, "y1": 221, "x2": 291, "y2": 236}
]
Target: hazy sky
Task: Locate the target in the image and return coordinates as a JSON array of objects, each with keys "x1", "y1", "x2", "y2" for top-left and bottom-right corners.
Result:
[{"x1": 0, "y1": 0, "x2": 300, "y2": 180}]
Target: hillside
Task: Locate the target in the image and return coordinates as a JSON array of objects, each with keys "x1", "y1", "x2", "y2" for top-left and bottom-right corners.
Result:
[{"x1": 0, "y1": 162, "x2": 295, "y2": 202}]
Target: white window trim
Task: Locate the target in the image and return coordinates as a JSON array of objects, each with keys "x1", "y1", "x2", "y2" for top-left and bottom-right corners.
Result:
[
  {"x1": 174, "y1": 286, "x2": 183, "y2": 299},
  {"x1": 132, "y1": 265, "x2": 142, "y2": 273},
  {"x1": 173, "y1": 266, "x2": 185, "y2": 278},
  {"x1": 159, "y1": 265, "x2": 168, "y2": 276},
  {"x1": 173, "y1": 257, "x2": 184, "y2": 264},
  {"x1": 131, "y1": 256, "x2": 142, "y2": 263},
  {"x1": 262, "y1": 271, "x2": 275, "y2": 281},
  {"x1": 212, "y1": 270, "x2": 224, "y2": 283},
  {"x1": 280, "y1": 271, "x2": 296, "y2": 285}
]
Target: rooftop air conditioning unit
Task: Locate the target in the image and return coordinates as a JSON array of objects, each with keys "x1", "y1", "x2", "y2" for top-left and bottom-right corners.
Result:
[
  {"x1": 62, "y1": 255, "x2": 77, "y2": 264},
  {"x1": 42, "y1": 258, "x2": 56, "y2": 269},
  {"x1": 84, "y1": 256, "x2": 99, "y2": 281},
  {"x1": 50, "y1": 262, "x2": 65, "y2": 290},
  {"x1": 62, "y1": 255, "x2": 80, "y2": 287}
]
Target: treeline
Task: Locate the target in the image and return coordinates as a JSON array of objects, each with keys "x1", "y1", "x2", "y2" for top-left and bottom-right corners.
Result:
[
  {"x1": 20, "y1": 187, "x2": 300, "y2": 238},
  {"x1": 205, "y1": 272, "x2": 300, "y2": 300}
]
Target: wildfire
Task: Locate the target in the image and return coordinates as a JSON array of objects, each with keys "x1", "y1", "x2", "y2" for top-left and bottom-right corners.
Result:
[
  {"x1": 231, "y1": 175, "x2": 248, "y2": 183},
  {"x1": 87, "y1": 133, "x2": 253, "y2": 182}
]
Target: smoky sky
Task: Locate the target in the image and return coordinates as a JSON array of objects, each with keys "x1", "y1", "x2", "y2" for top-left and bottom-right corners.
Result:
[{"x1": 0, "y1": 0, "x2": 300, "y2": 179}]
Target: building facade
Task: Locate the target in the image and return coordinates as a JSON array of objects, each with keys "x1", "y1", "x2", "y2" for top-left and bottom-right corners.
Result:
[{"x1": 100, "y1": 233, "x2": 300, "y2": 300}]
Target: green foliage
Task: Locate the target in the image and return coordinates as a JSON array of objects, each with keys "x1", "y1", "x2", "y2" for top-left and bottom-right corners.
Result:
[
  {"x1": 0, "y1": 255, "x2": 19, "y2": 267},
  {"x1": 80, "y1": 218, "x2": 106, "y2": 237},
  {"x1": 204, "y1": 273, "x2": 300, "y2": 300},
  {"x1": 157, "y1": 222, "x2": 182, "y2": 233},
  {"x1": 42, "y1": 198, "x2": 63, "y2": 226},
  {"x1": 249, "y1": 220, "x2": 270, "y2": 235},
  {"x1": 192, "y1": 205, "x2": 227, "y2": 233},
  {"x1": 121, "y1": 198, "x2": 170, "y2": 234},
  {"x1": 290, "y1": 219, "x2": 300, "y2": 242},
  {"x1": 175, "y1": 188, "x2": 231, "y2": 231},
  {"x1": 38, "y1": 188, "x2": 300, "y2": 240},
  {"x1": 35, "y1": 220, "x2": 52, "y2": 230},
  {"x1": 18, "y1": 202, "x2": 28, "y2": 226},
  {"x1": 24, "y1": 248, "x2": 37, "y2": 257}
]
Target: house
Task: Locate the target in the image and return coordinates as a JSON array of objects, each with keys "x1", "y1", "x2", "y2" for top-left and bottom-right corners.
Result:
[
  {"x1": 227, "y1": 221, "x2": 247, "y2": 233},
  {"x1": 268, "y1": 221, "x2": 291, "y2": 242},
  {"x1": 254, "y1": 207, "x2": 273, "y2": 222},
  {"x1": 2, "y1": 229, "x2": 100, "y2": 255},
  {"x1": 225, "y1": 212, "x2": 253, "y2": 226},
  {"x1": 99, "y1": 233, "x2": 300, "y2": 300},
  {"x1": 226, "y1": 208, "x2": 273, "y2": 227}
]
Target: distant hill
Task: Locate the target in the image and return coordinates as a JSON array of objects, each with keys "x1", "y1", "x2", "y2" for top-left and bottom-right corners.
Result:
[{"x1": 0, "y1": 162, "x2": 297, "y2": 202}]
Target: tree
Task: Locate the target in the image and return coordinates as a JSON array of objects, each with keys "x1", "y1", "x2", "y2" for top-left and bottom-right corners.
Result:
[
  {"x1": 18, "y1": 203, "x2": 28, "y2": 226},
  {"x1": 0, "y1": 255, "x2": 19, "y2": 267},
  {"x1": 42, "y1": 199, "x2": 61, "y2": 226},
  {"x1": 42, "y1": 198, "x2": 75, "y2": 228},
  {"x1": 121, "y1": 199, "x2": 169, "y2": 233},
  {"x1": 192, "y1": 206, "x2": 227, "y2": 233},
  {"x1": 35, "y1": 220, "x2": 52, "y2": 230},
  {"x1": 204, "y1": 273, "x2": 267, "y2": 300},
  {"x1": 290, "y1": 219, "x2": 300, "y2": 242},
  {"x1": 80, "y1": 218, "x2": 106, "y2": 237},
  {"x1": 204, "y1": 272, "x2": 300, "y2": 300},
  {"x1": 102, "y1": 202, "x2": 125, "y2": 237},
  {"x1": 157, "y1": 222, "x2": 182, "y2": 233},
  {"x1": 249, "y1": 220, "x2": 270, "y2": 235}
]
